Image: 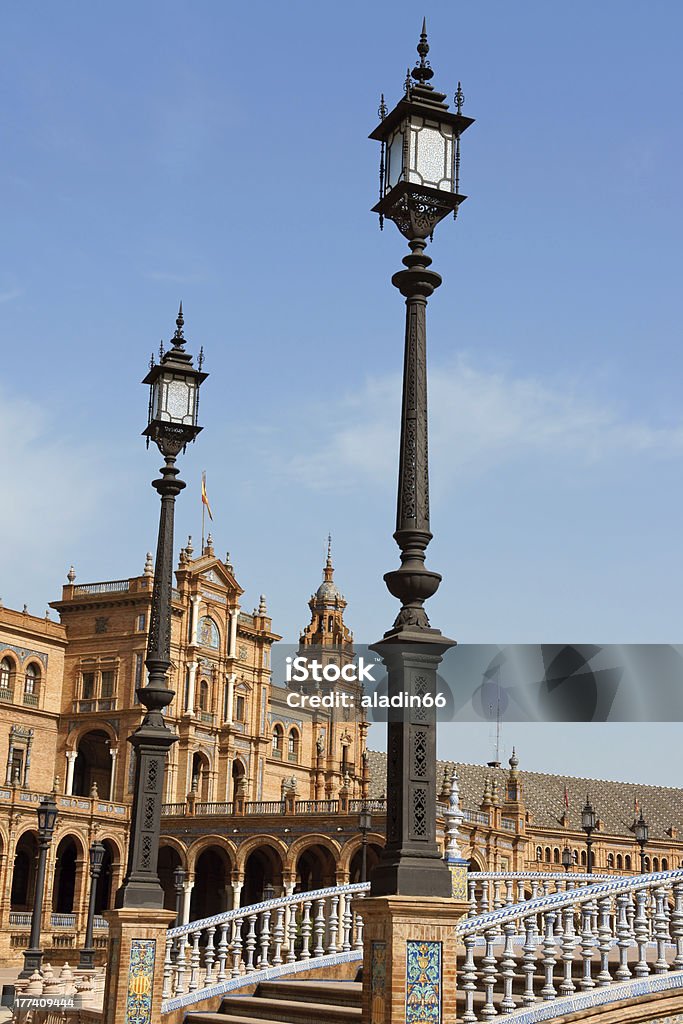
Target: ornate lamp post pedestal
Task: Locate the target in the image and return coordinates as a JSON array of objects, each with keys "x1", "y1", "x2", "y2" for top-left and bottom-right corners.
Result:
[
  {"x1": 103, "y1": 307, "x2": 207, "y2": 1024},
  {"x1": 359, "y1": 24, "x2": 473, "y2": 1024}
]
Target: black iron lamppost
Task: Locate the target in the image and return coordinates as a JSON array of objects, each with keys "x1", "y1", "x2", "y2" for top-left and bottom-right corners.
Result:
[
  {"x1": 368, "y1": 23, "x2": 473, "y2": 898},
  {"x1": 359, "y1": 805, "x2": 372, "y2": 884},
  {"x1": 582, "y1": 797, "x2": 596, "y2": 875},
  {"x1": 263, "y1": 882, "x2": 275, "y2": 902},
  {"x1": 115, "y1": 306, "x2": 207, "y2": 910},
  {"x1": 20, "y1": 793, "x2": 58, "y2": 977},
  {"x1": 562, "y1": 845, "x2": 573, "y2": 872},
  {"x1": 634, "y1": 812, "x2": 649, "y2": 874},
  {"x1": 79, "y1": 840, "x2": 105, "y2": 969},
  {"x1": 173, "y1": 866, "x2": 186, "y2": 925}
]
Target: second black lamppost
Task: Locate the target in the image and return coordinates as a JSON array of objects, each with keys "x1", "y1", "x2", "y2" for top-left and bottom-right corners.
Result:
[
  {"x1": 115, "y1": 306, "x2": 207, "y2": 910},
  {"x1": 20, "y1": 793, "x2": 58, "y2": 978},
  {"x1": 562, "y1": 845, "x2": 573, "y2": 872},
  {"x1": 582, "y1": 797, "x2": 596, "y2": 875},
  {"x1": 173, "y1": 866, "x2": 186, "y2": 925},
  {"x1": 79, "y1": 840, "x2": 105, "y2": 969},
  {"x1": 634, "y1": 811, "x2": 649, "y2": 874},
  {"x1": 359, "y1": 805, "x2": 372, "y2": 884},
  {"x1": 368, "y1": 23, "x2": 473, "y2": 898}
]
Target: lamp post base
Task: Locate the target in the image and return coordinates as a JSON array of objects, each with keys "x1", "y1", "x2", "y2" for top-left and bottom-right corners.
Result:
[
  {"x1": 78, "y1": 946, "x2": 97, "y2": 971},
  {"x1": 102, "y1": 907, "x2": 175, "y2": 1024},
  {"x1": 19, "y1": 948, "x2": 43, "y2": 979}
]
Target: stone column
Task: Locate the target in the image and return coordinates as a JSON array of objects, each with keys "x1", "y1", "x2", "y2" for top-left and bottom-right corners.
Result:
[
  {"x1": 224, "y1": 673, "x2": 235, "y2": 725},
  {"x1": 185, "y1": 662, "x2": 197, "y2": 716},
  {"x1": 228, "y1": 611, "x2": 239, "y2": 659},
  {"x1": 231, "y1": 879, "x2": 243, "y2": 910},
  {"x1": 190, "y1": 596, "x2": 201, "y2": 646},
  {"x1": 359, "y1": 895, "x2": 467, "y2": 1024},
  {"x1": 5, "y1": 742, "x2": 14, "y2": 785},
  {"x1": 102, "y1": 907, "x2": 175, "y2": 1024},
  {"x1": 181, "y1": 877, "x2": 194, "y2": 925},
  {"x1": 109, "y1": 748, "x2": 118, "y2": 801},
  {"x1": 65, "y1": 751, "x2": 78, "y2": 796}
]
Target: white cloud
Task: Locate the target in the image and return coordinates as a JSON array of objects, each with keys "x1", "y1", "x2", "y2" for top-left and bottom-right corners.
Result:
[
  {"x1": 285, "y1": 357, "x2": 683, "y2": 492},
  {"x1": 0, "y1": 389, "x2": 112, "y2": 608}
]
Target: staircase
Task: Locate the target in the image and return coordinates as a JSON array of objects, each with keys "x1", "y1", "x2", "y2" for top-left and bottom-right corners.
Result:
[{"x1": 186, "y1": 978, "x2": 363, "y2": 1024}]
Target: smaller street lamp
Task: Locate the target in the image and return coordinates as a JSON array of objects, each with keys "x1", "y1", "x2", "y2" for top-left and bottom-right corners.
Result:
[
  {"x1": 634, "y1": 811, "x2": 649, "y2": 874},
  {"x1": 173, "y1": 866, "x2": 186, "y2": 926},
  {"x1": 581, "y1": 796, "x2": 596, "y2": 875},
  {"x1": 262, "y1": 882, "x2": 275, "y2": 902},
  {"x1": 79, "y1": 841, "x2": 105, "y2": 969},
  {"x1": 20, "y1": 793, "x2": 58, "y2": 977},
  {"x1": 561, "y1": 845, "x2": 573, "y2": 872},
  {"x1": 359, "y1": 805, "x2": 372, "y2": 884}
]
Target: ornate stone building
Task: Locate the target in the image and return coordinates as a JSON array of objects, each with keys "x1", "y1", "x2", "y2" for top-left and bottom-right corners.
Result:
[{"x1": 1, "y1": 544, "x2": 683, "y2": 965}]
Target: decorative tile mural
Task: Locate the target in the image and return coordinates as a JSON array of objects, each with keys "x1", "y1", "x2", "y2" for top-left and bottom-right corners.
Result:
[
  {"x1": 406, "y1": 940, "x2": 441, "y2": 1024},
  {"x1": 371, "y1": 940, "x2": 387, "y2": 1024},
  {"x1": 449, "y1": 860, "x2": 468, "y2": 900},
  {"x1": 125, "y1": 938, "x2": 156, "y2": 1024}
]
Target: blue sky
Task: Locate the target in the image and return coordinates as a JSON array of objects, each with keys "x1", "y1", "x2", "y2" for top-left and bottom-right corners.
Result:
[{"x1": 2, "y1": 2, "x2": 682, "y2": 784}]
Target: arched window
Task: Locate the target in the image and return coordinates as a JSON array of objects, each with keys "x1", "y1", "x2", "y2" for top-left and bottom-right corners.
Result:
[
  {"x1": 580, "y1": 850, "x2": 587, "y2": 866},
  {"x1": 272, "y1": 725, "x2": 284, "y2": 756},
  {"x1": 198, "y1": 617, "x2": 220, "y2": 649},
  {"x1": 0, "y1": 657, "x2": 13, "y2": 698},
  {"x1": 288, "y1": 729, "x2": 299, "y2": 762},
  {"x1": 544, "y1": 847, "x2": 551, "y2": 862},
  {"x1": 328, "y1": 616, "x2": 333, "y2": 632},
  {"x1": 616, "y1": 854, "x2": 623, "y2": 870},
  {"x1": 625, "y1": 855, "x2": 632, "y2": 870},
  {"x1": 653, "y1": 857, "x2": 659, "y2": 872},
  {"x1": 644, "y1": 856, "x2": 651, "y2": 872},
  {"x1": 553, "y1": 848, "x2": 560, "y2": 864},
  {"x1": 24, "y1": 664, "x2": 40, "y2": 702},
  {"x1": 662, "y1": 858, "x2": 669, "y2": 871},
  {"x1": 199, "y1": 680, "x2": 209, "y2": 712},
  {"x1": 536, "y1": 846, "x2": 542, "y2": 861}
]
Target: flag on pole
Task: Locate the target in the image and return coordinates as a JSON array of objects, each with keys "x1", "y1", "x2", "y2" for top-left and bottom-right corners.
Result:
[
  {"x1": 201, "y1": 471, "x2": 213, "y2": 521},
  {"x1": 634, "y1": 796, "x2": 640, "y2": 816},
  {"x1": 563, "y1": 785, "x2": 569, "y2": 811}
]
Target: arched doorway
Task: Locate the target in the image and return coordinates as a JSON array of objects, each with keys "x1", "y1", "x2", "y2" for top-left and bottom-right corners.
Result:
[
  {"x1": 295, "y1": 843, "x2": 337, "y2": 892},
  {"x1": 11, "y1": 832, "x2": 38, "y2": 910},
  {"x1": 349, "y1": 842, "x2": 383, "y2": 883},
  {"x1": 94, "y1": 840, "x2": 116, "y2": 914},
  {"x1": 72, "y1": 730, "x2": 112, "y2": 798},
  {"x1": 191, "y1": 752, "x2": 210, "y2": 802},
  {"x1": 231, "y1": 760, "x2": 245, "y2": 802},
  {"x1": 53, "y1": 836, "x2": 80, "y2": 913},
  {"x1": 158, "y1": 845, "x2": 182, "y2": 914},
  {"x1": 190, "y1": 846, "x2": 232, "y2": 921},
  {"x1": 242, "y1": 845, "x2": 284, "y2": 906}
]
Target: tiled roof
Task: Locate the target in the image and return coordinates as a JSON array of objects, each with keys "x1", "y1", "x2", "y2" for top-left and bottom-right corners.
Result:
[{"x1": 366, "y1": 750, "x2": 683, "y2": 842}]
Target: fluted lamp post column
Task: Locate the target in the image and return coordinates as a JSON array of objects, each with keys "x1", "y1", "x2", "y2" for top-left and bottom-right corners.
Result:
[
  {"x1": 79, "y1": 840, "x2": 105, "y2": 969},
  {"x1": 368, "y1": 22, "x2": 473, "y2": 899},
  {"x1": 20, "y1": 793, "x2": 58, "y2": 978}
]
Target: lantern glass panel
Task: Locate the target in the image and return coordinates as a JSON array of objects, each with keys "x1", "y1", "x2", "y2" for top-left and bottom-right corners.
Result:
[
  {"x1": 155, "y1": 372, "x2": 197, "y2": 426},
  {"x1": 406, "y1": 119, "x2": 454, "y2": 192},
  {"x1": 386, "y1": 129, "x2": 405, "y2": 190}
]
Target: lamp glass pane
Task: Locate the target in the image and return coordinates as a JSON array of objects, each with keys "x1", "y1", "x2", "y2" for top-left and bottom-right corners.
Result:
[
  {"x1": 387, "y1": 129, "x2": 404, "y2": 189},
  {"x1": 160, "y1": 375, "x2": 197, "y2": 425},
  {"x1": 406, "y1": 120, "x2": 455, "y2": 192}
]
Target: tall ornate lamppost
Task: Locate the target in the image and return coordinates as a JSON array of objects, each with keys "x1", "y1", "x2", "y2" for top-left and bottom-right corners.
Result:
[
  {"x1": 562, "y1": 845, "x2": 573, "y2": 873},
  {"x1": 359, "y1": 804, "x2": 372, "y2": 884},
  {"x1": 173, "y1": 865, "x2": 186, "y2": 925},
  {"x1": 359, "y1": 25, "x2": 474, "y2": 1024},
  {"x1": 582, "y1": 796, "x2": 596, "y2": 875},
  {"x1": 634, "y1": 811, "x2": 649, "y2": 874},
  {"x1": 115, "y1": 305, "x2": 207, "y2": 910},
  {"x1": 20, "y1": 793, "x2": 58, "y2": 978},
  {"x1": 368, "y1": 22, "x2": 473, "y2": 899},
  {"x1": 103, "y1": 307, "x2": 206, "y2": 1023},
  {"x1": 79, "y1": 840, "x2": 105, "y2": 969}
]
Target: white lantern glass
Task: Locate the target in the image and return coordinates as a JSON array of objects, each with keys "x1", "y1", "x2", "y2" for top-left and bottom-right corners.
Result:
[
  {"x1": 387, "y1": 129, "x2": 405, "y2": 189},
  {"x1": 154, "y1": 372, "x2": 197, "y2": 426},
  {"x1": 406, "y1": 117, "x2": 454, "y2": 192}
]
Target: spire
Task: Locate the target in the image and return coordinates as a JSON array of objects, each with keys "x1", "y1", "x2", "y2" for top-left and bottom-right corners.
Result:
[
  {"x1": 175, "y1": 301, "x2": 184, "y2": 340},
  {"x1": 411, "y1": 17, "x2": 434, "y2": 84},
  {"x1": 258, "y1": 594, "x2": 267, "y2": 615},
  {"x1": 509, "y1": 747, "x2": 519, "y2": 771},
  {"x1": 324, "y1": 534, "x2": 334, "y2": 581}
]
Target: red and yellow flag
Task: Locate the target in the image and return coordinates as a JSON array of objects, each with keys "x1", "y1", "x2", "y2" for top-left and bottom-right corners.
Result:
[{"x1": 201, "y1": 471, "x2": 213, "y2": 521}]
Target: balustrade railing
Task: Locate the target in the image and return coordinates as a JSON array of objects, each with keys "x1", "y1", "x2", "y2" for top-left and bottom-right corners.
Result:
[
  {"x1": 162, "y1": 882, "x2": 368, "y2": 1012},
  {"x1": 457, "y1": 869, "x2": 683, "y2": 1022},
  {"x1": 295, "y1": 799, "x2": 339, "y2": 814}
]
